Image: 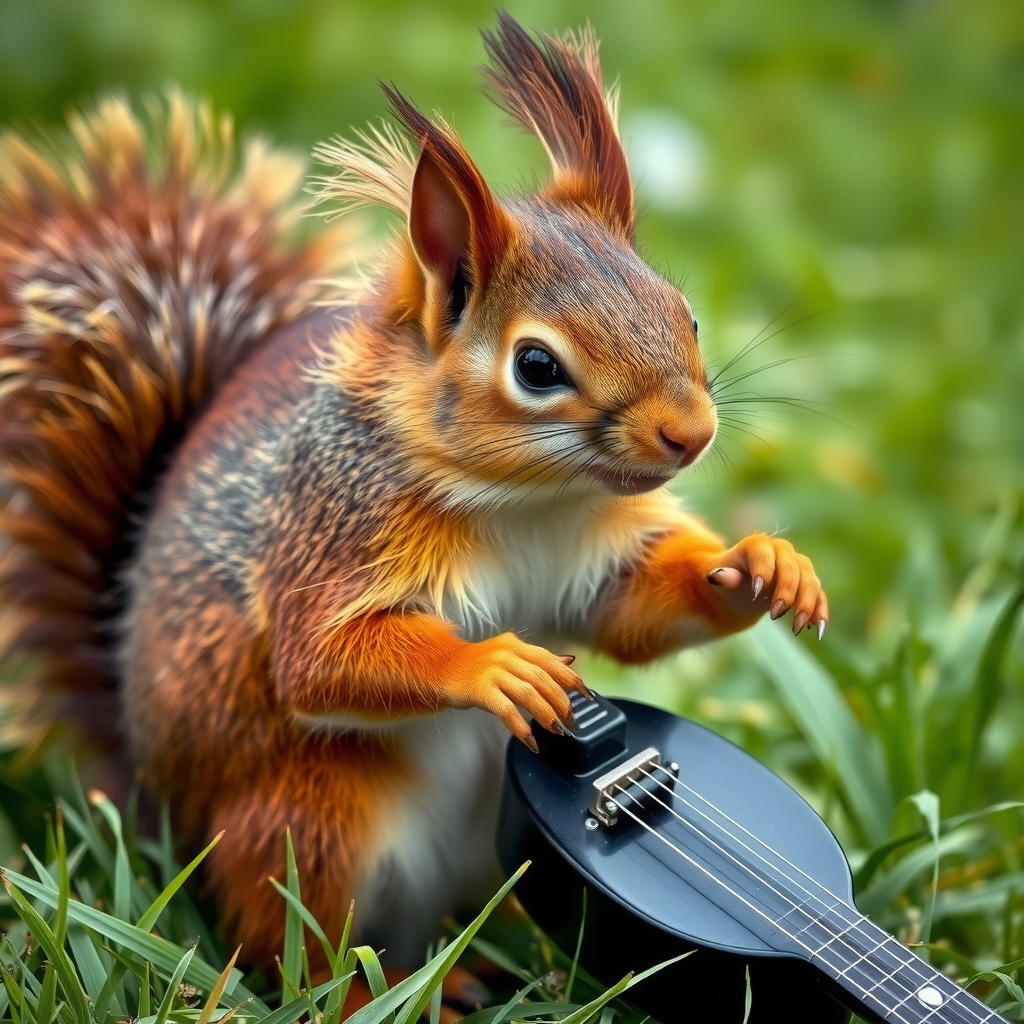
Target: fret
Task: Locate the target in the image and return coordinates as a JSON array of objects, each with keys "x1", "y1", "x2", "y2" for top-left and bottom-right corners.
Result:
[
  {"x1": 632, "y1": 792, "x2": 1005, "y2": 1022},
  {"x1": 816, "y1": 922, "x2": 1000, "y2": 1023},
  {"x1": 776, "y1": 907, "x2": 999, "y2": 1023}
]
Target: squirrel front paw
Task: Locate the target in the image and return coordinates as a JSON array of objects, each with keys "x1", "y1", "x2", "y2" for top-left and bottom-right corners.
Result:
[
  {"x1": 704, "y1": 533, "x2": 828, "y2": 638},
  {"x1": 441, "y1": 633, "x2": 591, "y2": 752}
]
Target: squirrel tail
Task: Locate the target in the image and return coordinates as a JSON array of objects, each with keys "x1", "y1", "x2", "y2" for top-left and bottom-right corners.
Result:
[{"x1": 0, "y1": 92, "x2": 342, "y2": 745}]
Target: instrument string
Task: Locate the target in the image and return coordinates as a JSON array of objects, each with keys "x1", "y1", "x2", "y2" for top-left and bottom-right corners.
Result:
[
  {"x1": 636, "y1": 764, "x2": 977, "y2": 1017},
  {"x1": 608, "y1": 785, "x2": 927, "y2": 1024},
  {"x1": 621, "y1": 778, "x2": 981, "y2": 1024},
  {"x1": 609, "y1": 777, "x2": 993, "y2": 1024},
  {"x1": 638, "y1": 763, "x2": 997, "y2": 1024}
]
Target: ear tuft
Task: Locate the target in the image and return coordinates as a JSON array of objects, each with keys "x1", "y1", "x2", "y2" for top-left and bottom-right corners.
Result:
[
  {"x1": 384, "y1": 85, "x2": 511, "y2": 332},
  {"x1": 480, "y1": 12, "x2": 634, "y2": 238}
]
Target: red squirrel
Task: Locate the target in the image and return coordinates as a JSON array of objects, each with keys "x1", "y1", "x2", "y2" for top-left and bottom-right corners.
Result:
[{"x1": 0, "y1": 15, "x2": 826, "y2": 969}]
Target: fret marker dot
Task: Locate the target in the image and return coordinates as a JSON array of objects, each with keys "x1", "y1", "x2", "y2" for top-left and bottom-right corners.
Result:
[{"x1": 916, "y1": 985, "x2": 943, "y2": 1008}]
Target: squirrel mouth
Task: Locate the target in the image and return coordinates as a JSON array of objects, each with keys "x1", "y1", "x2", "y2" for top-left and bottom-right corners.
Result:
[{"x1": 587, "y1": 466, "x2": 673, "y2": 496}]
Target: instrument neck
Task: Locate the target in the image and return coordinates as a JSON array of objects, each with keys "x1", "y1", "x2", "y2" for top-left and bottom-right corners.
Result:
[{"x1": 802, "y1": 908, "x2": 998, "y2": 1023}]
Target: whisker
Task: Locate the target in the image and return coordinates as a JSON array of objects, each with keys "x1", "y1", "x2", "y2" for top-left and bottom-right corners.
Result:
[
  {"x1": 455, "y1": 424, "x2": 597, "y2": 461},
  {"x1": 710, "y1": 353, "x2": 820, "y2": 397},
  {"x1": 466, "y1": 435, "x2": 602, "y2": 506},
  {"x1": 706, "y1": 297, "x2": 803, "y2": 389}
]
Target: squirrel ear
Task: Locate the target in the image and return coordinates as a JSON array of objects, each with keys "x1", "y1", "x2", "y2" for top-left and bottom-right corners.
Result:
[
  {"x1": 385, "y1": 86, "x2": 511, "y2": 335},
  {"x1": 481, "y1": 13, "x2": 634, "y2": 239},
  {"x1": 408, "y1": 148, "x2": 473, "y2": 325}
]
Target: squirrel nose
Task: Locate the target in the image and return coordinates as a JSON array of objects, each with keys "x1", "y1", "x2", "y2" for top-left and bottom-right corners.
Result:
[
  {"x1": 659, "y1": 427, "x2": 690, "y2": 463},
  {"x1": 658, "y1": 421, "x2": 712, "y2": 467}
]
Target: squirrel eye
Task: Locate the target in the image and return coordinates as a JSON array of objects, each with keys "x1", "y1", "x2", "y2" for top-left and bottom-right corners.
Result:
[
  {"x1": 514, "y1": 346, "x2": 572, "y2": 391},
  {"x1": 692, "y1": 317, "x2": 699, "y2": 336}
]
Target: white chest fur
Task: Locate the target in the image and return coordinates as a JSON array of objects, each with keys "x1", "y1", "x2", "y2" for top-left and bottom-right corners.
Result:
[
  {"x1": 437, "y1": 498, "x2": 648, "y2": 643},
  {"x1": 351, "y1": 494, "x2": 677, "y2": 960},
  {"x1": 353, "y1": 708, "x2": 509, "y2": 965}
]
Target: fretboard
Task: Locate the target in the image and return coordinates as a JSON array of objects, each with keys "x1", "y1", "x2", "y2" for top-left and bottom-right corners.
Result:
[{"x1": 776, "y1": 901, "x2": 1002, "y2": 1023}]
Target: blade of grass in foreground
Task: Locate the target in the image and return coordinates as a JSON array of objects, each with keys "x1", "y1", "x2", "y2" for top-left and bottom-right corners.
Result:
[
  {"x1": 3, "y1": 868, "x2": 269, "y2": 1015},
  {"x1": 153, "y1": 946, "x2": 196, "y2": 1024},
  {"x1": 281, "y1": 829, "x2": 304, "y2": 992},
  {"x1": 556, "y1": 953, "x2": 690, "y2": 1024},
  {"x1": 1, "y1": 873, "x2": 92, "y2": 1024},
  {"x1": 750, "y1": 619, "x2": 894, "y2": 844},
  {"x1": 346, "y1": 863, "x2": 529, "y2": 1024}
]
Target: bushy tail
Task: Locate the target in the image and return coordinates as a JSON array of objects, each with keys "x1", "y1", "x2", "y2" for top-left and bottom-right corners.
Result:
[{"x1": 0, "y1": 92, "x2": 342, "y2": 744}]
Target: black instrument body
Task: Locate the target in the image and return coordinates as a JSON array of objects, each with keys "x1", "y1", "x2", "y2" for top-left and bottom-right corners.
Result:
[{"x1": 497, "y1": 696, "x2": 1003, "y2": 1024}]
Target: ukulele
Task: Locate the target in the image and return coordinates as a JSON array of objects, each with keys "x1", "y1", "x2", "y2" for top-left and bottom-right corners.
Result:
[{"x1": 497, "y1": 693, "x2": 1005, "y2": 1024}]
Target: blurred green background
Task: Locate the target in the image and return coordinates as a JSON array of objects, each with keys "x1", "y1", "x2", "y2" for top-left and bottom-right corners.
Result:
[
  {"x1": 3, "y1": 0, "x2": 1024, "y2": 1010},
  {"x1": 2, "y1": 0, "x2": 1020, "y2": 645}
]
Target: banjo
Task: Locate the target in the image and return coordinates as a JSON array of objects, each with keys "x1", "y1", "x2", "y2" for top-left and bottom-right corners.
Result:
[{"x1": 497, "y1": 692, "x2": 1005, "y2": 1024}]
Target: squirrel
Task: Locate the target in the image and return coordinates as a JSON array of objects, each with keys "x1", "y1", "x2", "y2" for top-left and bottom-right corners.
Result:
[{"x1": 0, "y1": 14, "x2": 827, "y2": 971}]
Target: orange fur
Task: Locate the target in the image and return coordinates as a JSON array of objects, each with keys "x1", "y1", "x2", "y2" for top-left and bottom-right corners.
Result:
[
  {"x1": 1, "y1": 17, "x2": 827, "y2": 970},
  {"x1": 593, "y1": 521, "x2": 755, "y2": 664}
]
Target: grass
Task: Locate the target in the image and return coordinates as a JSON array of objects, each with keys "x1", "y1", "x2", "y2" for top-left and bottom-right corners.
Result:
[
  {"x1": 0, "y1": 770, "x2": 662, "y2": 1024},
  {"x1": 1, "y1": 0, "x2": 1023, "y2": 1019},
  {"x1": 1, "y1": 527, "x2": 1023, "y2": 1023}
]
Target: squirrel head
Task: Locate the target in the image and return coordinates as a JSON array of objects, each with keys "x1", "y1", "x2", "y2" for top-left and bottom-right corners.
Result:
[{"x1": 317, "y1": 13, "x2": 716, "y2": 506}]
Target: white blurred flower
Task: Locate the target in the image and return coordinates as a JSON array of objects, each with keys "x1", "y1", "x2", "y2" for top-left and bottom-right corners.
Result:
[{"x1": 623, "y1": 108, "x2": 709, "y2": 212}]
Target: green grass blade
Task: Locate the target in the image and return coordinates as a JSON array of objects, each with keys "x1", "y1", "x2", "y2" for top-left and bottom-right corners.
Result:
[
  {"x1": 255, "y1": 974, "x2": 352, "y2": 1024},
  {"x1": 135, "y1": 833, "x2": 221, "y2": 966},
  {"x1": 458, "y1": 1003, "x2": 582, "y2": 1024},
  {"x1": 349, "y1": 863, "x2": 529, "y2": 1024},
  {"x1": 281, "y1": 829, "x2": 303, "y2": 992},
  {"x1": 969, "y1": 971, "x2": 1024, "y2": 1017},
  {"x1": 65, "y1": 927, "x2": 108, "y2": 1006},
  {"x1": 466, "y1": 938, "x2": 531, "y2": 982},
  {"x1": 750, "y1": 620, "x2": 894, "y2": 844},
  {"x1": 858, "y1": 826, "x2": 983, "y2": 915},
  {"x1": 57, "y1": 789, "x2": 113, "y2": 879},
  {"x1": 1, "y1": 876, "x2": 91, "y2": 1024},
  {"x1": 269, "y1": 878, "x2": 336, "y2": 973},
  {"x1": 3, "y1": 869, "x2": 269, "y2": 1016},
  {"x1": 137, "y1": 832, "x2": 224, "y2": 934},
  {"x1": 564, "y1": 889, "x2": 586, "y2": 1005},
  {"x1": 853, "y1": 829, "x2": 928, "y2": 892},
  {"x1": 490, "y1": 981, "x2": 540, "y2": 1024},
  {"x1": 910, "y1": 942, "x2": 978, "y2": 977},
  {"x1": 87, "y1": 791, "x2": 136, "y2": 923},
  {"x1": 21, "y1": 843, "x2": 55, "y2": 886},
  {"x1": 0, "y1": 874, "x2": 92, "y2": 1024},
  {"x1": 54, "y1": 813, "x2": 69, "y2": 949},
  {"x1": 140, "y1": 961, "x2": 151, "y2": 1019},
  {"x1": 339, "y1": 899, "x2": 354, "y2": 959},
  {"x1": 428, "y1": 953, "x2": 442, "y2": 1024},
  {"x1": 350, "y1": 946, "x2": 390, "y2": 1008},
  {"x1": 555, "y1": 955, "x2": 689, "y2": 1024},
  {"x1": 1, "y1": 967, "x2": 25, "y2": 1024},
  {"x1": 322, "y1": 901, "x2": 357, "y2": 1024},
  {"x1": 908, "y1": 790, "x2": 941, "y2": 943},
  {"x1": 91, "y1": 961, "x2": 127, "y2": 1022},
  {"x1": 969, "y1": 953, "x2": 1024, "y2": 981},
  {"x1": 955, "y1": 583, "x2": 1024, "y2": 811},
  {"x1": 742, "y1": 964, "x2": 752, "y2": 1024},
  {"x1": 554, "y1": 974, "x2": 632, "y2": 1024},
  {"x1": 35, "y1": 965, "x2": 56, "y2": 1024},
  {"x1": 103, "y1": 943, "x2": 158, "y2": 983},
  {"x1": 152, "y1": 946, "x2": 195, "y2": 1024}
]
